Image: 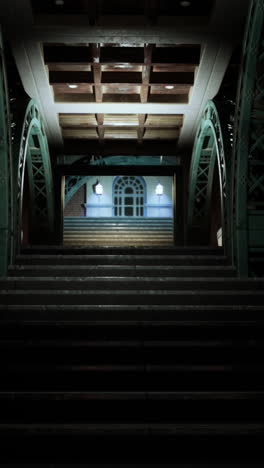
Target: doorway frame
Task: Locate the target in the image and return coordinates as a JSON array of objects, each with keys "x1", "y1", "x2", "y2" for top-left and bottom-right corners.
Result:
[{"x1": 55, "y1": 164, "x2": 183, "y2": 246}]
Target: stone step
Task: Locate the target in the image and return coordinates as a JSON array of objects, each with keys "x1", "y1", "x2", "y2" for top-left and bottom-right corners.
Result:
[
  {"x1": 1, "y1": 345, "x2": 262, "y2": 369},
  {"x1": 2, "y1": 338, "x2": 262, "y2": 351},
  {"x1": 8, "y1": 264, "x2": 237, "y2": 277},
  {"x1": 21, "y1": 246, "x2": 224, "y2": 255},
  {"x1": 63, "y1": 217, "x2": 174, "y2": 245},
  {"x1": 63, "y1": 239, "x2": 174, "y2": 246},
  {"x1": 0, "y1": 304, "x2": 263, "y2": 322},
  {"x1": 64, "y1": 217, "x2": 174, "y2": 223},
  {"x1": 64, "y1": 225, "x2": 174, "y2": 230},
  {"x1": 1, "y1": 390, "x2": 263, "y2": 401},
  {"x1": 0, "y1": 392, "x2": 263, "y2": 431},
  {"x1": 1, "y1": 364, "x2": 264, "y2": 391},
  {"x1": 1, "y1": 239, "x2": 262, "y2": 465},
  {"x1": 0, "y1": 289, "x2": 263, "y2": 305},
  {"x1": 1, "y1": 277, "x2": 263, "y2": 291},
  {"x1": 1, "y1": 422, "x2": 264, "y2": 435},
  {"x1": 15, "y1": 254, "x2": 229, "y2": 266},
  {"x1": 0, "y1": 432, "x2": 261, "y2": 464}
]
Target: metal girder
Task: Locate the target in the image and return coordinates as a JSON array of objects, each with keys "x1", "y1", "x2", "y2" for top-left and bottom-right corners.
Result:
[
  {"x1": 12, "y1": 99, "x2": 55, "y2": 248},
  {"x1": 0, "y1": 29, "x2": 13, "y2": 276},
  {"x1": 188, "y1": 99, "x2": 234, "y2": 252},
  {"x1": 232, "y1": 0, "x2": 264, "y2": 276},
  {"x1": 65, "y1": 175, "x2": 90, "y2": 206}
]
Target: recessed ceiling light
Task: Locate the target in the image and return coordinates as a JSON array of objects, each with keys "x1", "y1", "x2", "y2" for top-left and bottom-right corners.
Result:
[
  {"x1": 180, "y1": 1, "x2": 191, "y2": 6},
  {"x1": 55, "y1": 0, "x2": 64, "y2": 5},
  {"x1": 165, "y1": 85, "x2": 174, "y2": 89},
  {"x1": 68, "y1": 84, "x2": 78, "y2": 89}
]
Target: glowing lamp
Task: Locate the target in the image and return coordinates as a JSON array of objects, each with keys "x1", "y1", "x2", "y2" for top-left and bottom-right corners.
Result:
[
  {"x1": 95, "y1": 182, "x2": 103, "y2": 195},
  {"x1": 155, "y1": 183, "x2": 164, "y2": 196}
]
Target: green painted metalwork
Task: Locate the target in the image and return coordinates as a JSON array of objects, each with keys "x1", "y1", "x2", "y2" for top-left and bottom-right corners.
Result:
[
  {"x1": 62, "y1": 154, "x2": 179, "y2": 168},
  {"x1": 0, "y1": 29, "x2": 13, "y2": 276},
  {"x1": 12, "y1": 99, "x2": 55, "y2": 248},
  {"x1": 65, "y1": 175, "x2": 91, "y2": 206},
  {"x1": 188, "y1": 99, "x2": 234, "y2": 252},
  {"x1": 88, "y1": 155, "x2": 178, "y2": 166},
  {"x1": 232, "y1": 0, "x2": 264, "y2": 276}
]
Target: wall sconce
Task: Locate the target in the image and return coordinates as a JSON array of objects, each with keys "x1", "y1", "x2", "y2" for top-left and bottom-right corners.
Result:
[
  {"x1": 95, "y1": 181, "x2": 103, "y2": 195},
  {"x1": 155, "y1": 183, "x2": 164, "y2": 196}
]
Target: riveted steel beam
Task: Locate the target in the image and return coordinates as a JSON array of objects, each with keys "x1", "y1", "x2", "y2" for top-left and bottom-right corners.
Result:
[
  {"x1": 188, "y1": 99, "x2": 234, "y2": 253},
  {"x1": 12, "y1": 99, "x2": 55, "y2": 248},
  {"x1": 232, "y1": 0, "x2": 264, "y2": 276}
]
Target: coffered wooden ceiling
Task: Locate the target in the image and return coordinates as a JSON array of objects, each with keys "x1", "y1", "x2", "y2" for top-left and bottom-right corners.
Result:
[
  {"x1": 1, "y1": 0, "x2": 250, "y2": 154},
  {"x1": 44, "y1": 42, "x2": 198, "y2": 145}
]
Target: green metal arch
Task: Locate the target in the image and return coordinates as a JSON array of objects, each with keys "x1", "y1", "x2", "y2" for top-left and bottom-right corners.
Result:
[
  {"x1": 0, "y1": 29, "x2": 13, "y2": 275},
  {"x1": 188, "y1": 99, "x2": 233, "y2": 252},
  {"x1": 65, "y1": 175, "x2": 92, "y2": 206},
  {"x1": 232, "y1": 0, "x2": 264, "y2": 276},
  {"x1": 13, "y1": 99, "x2": 55, "y2": 248}
]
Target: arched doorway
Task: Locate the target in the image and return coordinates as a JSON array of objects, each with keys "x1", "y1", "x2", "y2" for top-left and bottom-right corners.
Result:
[{"x1": 113, "y1": 176, "x2": 146, "y2": 217}]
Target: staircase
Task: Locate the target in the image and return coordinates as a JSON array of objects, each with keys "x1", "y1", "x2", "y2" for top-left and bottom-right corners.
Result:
[
  {"x1": 64, "y1": 216, "x2": 174, "y2": 246},
  {"x1": 0, "y1": 246, "x2": 264, "y2": 465}
]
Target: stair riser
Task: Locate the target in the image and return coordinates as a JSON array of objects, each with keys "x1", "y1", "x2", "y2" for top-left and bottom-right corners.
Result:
[
  {"x1": 63, "y1": 241, "x2": 174, "y2": 246},
  {"x1": 0, "y1": 292, "x2": 263, "y2": 306},
  {"x1": 1, "y1": 370, "x2": 264, "y2": 391},
  {"x1": 2, "y1": 242, "x2": 263, "y2": 465},
  {"x1": 2, "y1": 348, "x2": 263, "y2": 369},
  {"x1": 15, "y1": 256, "x2": 229, "y2": 266},
  {"x1": 1, "y1": 323, "x2": 264, "y2": 339},
  {"x1": 1, "y1": 306, "x2": 264, "y2": 322},
  {"x1": 8, "y1": 267, "x2": 236, "y2": 277},
  {"x1": 1, "y1": 279, "x2": 263, "y2": 290},
  {"x1": 21, "y1": 247, "x2": 224, "y2": 255},
  {"x1": 0, "y1": 436, "x2": 263, "y2": 464},
  {"x1": 0, "y1": 399, "x2": 263, "y2": 422}
]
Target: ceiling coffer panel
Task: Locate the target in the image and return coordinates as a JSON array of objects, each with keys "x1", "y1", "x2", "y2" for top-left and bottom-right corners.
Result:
[
  {"x1": 45, "y1": 43, "x2": 200, "y2": 105},
  {"x1": 45, "y1": 42, "x2": 200, "y2": 145},
  {"x1": 59, "y1": 113, "x2": 183, "y2": 142}
]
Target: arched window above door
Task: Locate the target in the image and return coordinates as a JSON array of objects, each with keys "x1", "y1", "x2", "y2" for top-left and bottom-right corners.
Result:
[{"x1": 113, "y1": 176, "x2": 146, "y2": 217}]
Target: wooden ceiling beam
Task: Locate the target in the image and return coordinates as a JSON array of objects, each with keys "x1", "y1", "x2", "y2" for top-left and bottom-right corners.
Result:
[
  {"x1": 141, "y1": 44, "x2": 153, "y2": 103},
  {"x1": 153, "y1": 64, "x2": 197, "y2": 73},
  {"x1": 47, "y1": 63, "x2": 92, "y2": 72},
  {"x1": 96, "y1": 112, "x2": 105, "y2": 142},
  {"x1": 97, "y1": 126, "x2": 105, "y2": 142},
  {"x1": 91, "y1": 43, "x2": 102, "y2": 102},
  {"x1": 137, "y1": 113, "x2": 146, "y2": 144},
  {"x1": 96, "y1": 113, "x2": 104, "y2": 126}
]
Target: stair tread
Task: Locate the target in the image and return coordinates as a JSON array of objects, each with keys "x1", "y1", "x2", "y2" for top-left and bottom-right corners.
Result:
[
  {"x1": 2, "y1": 240, "x2": 263, "y2": 460},
  {"x1": 1, "y1": 289, "x2": 263, "y2": 294},
  {"x1": 1, "y1": 277, "x2": 261, "y2": 284},
  {"x1": 1, "y1": 390, "x2": 264, "y2": 399},
  {"x1": 1, "y1": 422, "x2": 264, "y2": 434}
]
